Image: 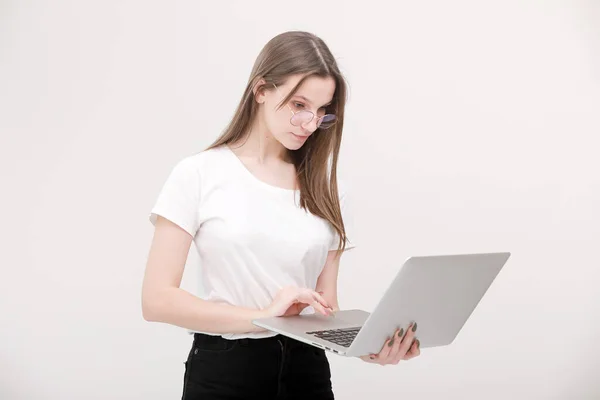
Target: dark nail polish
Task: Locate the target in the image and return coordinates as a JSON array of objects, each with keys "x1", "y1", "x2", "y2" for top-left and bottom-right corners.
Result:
[
  {"x1": 397, "y1": 328, "x2": 404, "y2": 338},
  {"x1": 388, "y1": 339, "x2": 394, "y2": 347},
  {"x1": 370, "y1": 355, "x2": 375, "y2": 360},
  {"x1": 412, "y1": 322, "x2": 418, "y2": 332},
  {"x1": 416, "y1": 339, "x2": 420, "y2": 349}
]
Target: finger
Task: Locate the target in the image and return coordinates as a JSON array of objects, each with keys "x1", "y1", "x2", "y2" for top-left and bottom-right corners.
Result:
[
  {"x1": 376, "y1": 336, "x2": 394, "y2": 362},
  {"x1": 405, "y1": 339, "x2": 421, "y2": 360},
  {"x1": 312, "y1": 300, "x2": 332, "y2": 316},
  {"x1": 311, "y1": 291, "x2": 332, "y2": 310},
  {"x1": 300, "y1": 293, "x2": 331, "y2": 316},
  {"x1": 398, "y1": 322, "x2": 417, "y2": 360},
  {"x1": 388, "y1": 327, "x2": 406, "y2": 364},
  {"x1": 305, "y1": 291, "x2": 333, "y2": 316},
  {"x1": 360, "y1": 354, "x2": 379, "y2": 363},
  {"x1": 285, "y1": 289, "x2": 324, "y2": 315}
]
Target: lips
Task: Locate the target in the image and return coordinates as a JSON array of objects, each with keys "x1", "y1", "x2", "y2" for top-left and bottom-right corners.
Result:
[{"x1": 291, "y1": 132, "x2": 309, "y2": 139}]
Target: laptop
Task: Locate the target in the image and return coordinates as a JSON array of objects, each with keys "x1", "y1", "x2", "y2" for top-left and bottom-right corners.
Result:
[{"x1": 252, "y1": 252, "x2": 511, "y2": 357}]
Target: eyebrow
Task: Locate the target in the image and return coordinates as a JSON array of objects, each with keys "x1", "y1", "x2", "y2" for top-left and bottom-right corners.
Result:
[{"x1": 293, "y1": 95, "x2": 332, "y2": 108}]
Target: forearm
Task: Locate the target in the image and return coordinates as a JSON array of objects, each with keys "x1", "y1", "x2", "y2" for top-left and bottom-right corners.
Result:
[
  {"x1": 316, "y1": 250, "x2": 342, "y2": 312},
  {"x1": 143, "y1": 287, "x2": 268, "y2": 334}
]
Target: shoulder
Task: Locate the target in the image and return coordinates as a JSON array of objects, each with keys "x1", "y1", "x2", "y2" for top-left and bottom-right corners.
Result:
[{"x1": 170, "y1": 145, "x2": 230, "y2": 174}]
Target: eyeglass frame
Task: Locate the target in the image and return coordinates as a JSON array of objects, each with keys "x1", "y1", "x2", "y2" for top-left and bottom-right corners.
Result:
[{"x1": 271, "y1": 83, "x2": 337, "y2": 130}]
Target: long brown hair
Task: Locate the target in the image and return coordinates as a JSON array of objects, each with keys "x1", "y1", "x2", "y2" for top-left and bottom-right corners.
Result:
[{"x1": 206, "y1": 31, "x2": 350, "y2": 252}]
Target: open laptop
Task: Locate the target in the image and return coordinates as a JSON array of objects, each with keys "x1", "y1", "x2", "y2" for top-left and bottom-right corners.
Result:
[{"x1": 252, "y1": 252, "x2": 511, "y2": 357}]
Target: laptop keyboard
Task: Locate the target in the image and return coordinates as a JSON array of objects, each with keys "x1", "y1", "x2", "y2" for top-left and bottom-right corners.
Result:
[{"x1": 306, "y1": 327, "x2": 361, "y2": 348}]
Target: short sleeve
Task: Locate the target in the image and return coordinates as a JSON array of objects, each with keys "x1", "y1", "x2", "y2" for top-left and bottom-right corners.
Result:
[
  {"x1": 329, "y1": 185, "x2": 357, "y2": 252},
  {"x1": 149, "y1": 156, "x2": 202, "y2": 237}
]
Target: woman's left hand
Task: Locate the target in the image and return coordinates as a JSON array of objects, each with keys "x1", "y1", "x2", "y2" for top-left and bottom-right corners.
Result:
[{"x1": 359, "y1": 322, "x2": 420, "y2": 365}]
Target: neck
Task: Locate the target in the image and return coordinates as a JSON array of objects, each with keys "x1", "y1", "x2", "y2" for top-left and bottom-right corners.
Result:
[{"x1": 232, "y1": 118, "x2": 291, "y2": 164}]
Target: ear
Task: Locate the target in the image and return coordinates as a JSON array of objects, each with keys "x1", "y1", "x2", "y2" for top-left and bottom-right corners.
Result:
[{"x1": 252, "y1": 77, "x2": 267, "y2": 104}]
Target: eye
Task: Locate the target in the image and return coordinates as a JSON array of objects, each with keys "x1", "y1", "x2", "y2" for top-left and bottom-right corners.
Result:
[{"x1": 293, "y1": 102, "x2": 305, "y2": 109}]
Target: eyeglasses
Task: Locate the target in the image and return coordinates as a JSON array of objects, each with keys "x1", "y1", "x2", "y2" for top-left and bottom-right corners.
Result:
[{"x1": 272, "y1": 83, "x2": 337, "y2": 130}]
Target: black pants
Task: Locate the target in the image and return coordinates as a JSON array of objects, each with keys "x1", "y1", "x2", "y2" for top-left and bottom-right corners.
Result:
[{"x1": 181, "y1": 332, "x2": 335, "y2": 399}]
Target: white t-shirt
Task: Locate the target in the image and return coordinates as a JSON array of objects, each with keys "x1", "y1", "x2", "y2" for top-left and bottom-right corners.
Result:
[{"x1": 149, "y1": 145, "x2": 356, "y2": 339}]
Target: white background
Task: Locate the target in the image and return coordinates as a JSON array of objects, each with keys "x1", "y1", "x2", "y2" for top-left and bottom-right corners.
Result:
[{"x1": 1, "y1": 1, "x2": 599, "y2": 399}]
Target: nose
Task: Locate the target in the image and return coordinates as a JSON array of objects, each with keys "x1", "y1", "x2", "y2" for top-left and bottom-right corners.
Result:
[{"x1": 301, "y1": 116, "x2": 319, "y2": 134}]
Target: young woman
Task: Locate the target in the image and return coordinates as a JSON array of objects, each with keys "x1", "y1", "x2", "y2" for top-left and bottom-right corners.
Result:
[{"x1": 142, "y1": 31, "x2": 421, "y2": 400}]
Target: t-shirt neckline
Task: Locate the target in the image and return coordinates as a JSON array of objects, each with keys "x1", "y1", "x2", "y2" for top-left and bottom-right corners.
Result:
[{"x1": 223, "y1": 145, "x2": 300, "y2": 193}]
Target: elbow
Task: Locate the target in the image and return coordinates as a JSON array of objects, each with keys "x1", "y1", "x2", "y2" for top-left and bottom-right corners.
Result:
[
  {"x1": 142, "y1": 304, "x2": 156, "y2": 322},
  {"x1": 142, "y1": 300, "x2": 157, "y2": 322},
  {"x1": 141, "y1": 291, "x2": 162, "y2": 322}
]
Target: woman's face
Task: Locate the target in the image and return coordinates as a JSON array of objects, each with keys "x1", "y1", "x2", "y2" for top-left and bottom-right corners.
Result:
[{"x1": 258, "y1": 74, "x2": 336, "y2": 151}]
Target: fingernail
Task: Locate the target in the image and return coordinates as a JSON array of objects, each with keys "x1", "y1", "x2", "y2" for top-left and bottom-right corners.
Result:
[
  {"x1": 397, "y1": 328, "x2": 404, "y2": 338},
  {"x1": 388, "y1": 339, "x2": 394, "y2": 347},
  {"x1": 416, "y1": 339, "x2": 420, "y2": 348},
  {"x1": 370, "y1": 355, "x2": 375, "y2": 360},
  {"x1": 412, "y1": 322, "x2": 418, "y2": 332}
]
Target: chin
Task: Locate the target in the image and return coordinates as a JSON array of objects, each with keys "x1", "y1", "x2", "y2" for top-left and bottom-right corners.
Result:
[
  {"x1": 283, "y1": 141, "x2": 304, "y2": 151},
  {"x1": 282, "y1": 132, "x2": 310, "y2": 150}
]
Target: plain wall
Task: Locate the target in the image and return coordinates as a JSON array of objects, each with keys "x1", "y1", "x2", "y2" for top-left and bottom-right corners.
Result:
[{"x1": 1, "y1": 1, "x2": 599, "y2": 399}]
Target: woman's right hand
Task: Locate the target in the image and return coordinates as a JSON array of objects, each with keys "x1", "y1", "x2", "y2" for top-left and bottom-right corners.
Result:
[{"x1": 263, "y1": 286, "x2": 334, "y2": 318}]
